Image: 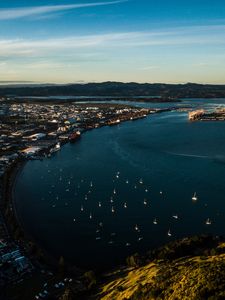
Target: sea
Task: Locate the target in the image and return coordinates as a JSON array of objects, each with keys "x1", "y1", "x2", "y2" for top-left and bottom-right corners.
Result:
[{"x1": 14, "y1": 98, "x2": 225, "y2": 270}]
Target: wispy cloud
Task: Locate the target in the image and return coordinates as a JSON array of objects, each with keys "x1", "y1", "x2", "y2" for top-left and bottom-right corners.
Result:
[
  {"x1": 0, "y1": 24, "x2": 225, "y2": 59},
  {"x1": 0, "y1": 1, "x2": 127, "y2": 20},
  {"x1": 193, "y1": 62, "x2": 213, "y2": 67},
  {"x1": 139, "y1": 66, "x2": 160, "y2": 71}
]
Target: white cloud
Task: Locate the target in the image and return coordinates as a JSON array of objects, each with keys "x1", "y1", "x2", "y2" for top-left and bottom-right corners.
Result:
[
  {"x1": 139, "y1": 66, "x2": 160, "y2": 70},
  {"x1": 193, "y1": 62, "x2": 212, "y2": 67},
  {"x1": 0, "y1": 24, "x2": 225, "y2": 59},
  {"x1": 0, "y1": 1, "x2": 127, "y2": 20}
]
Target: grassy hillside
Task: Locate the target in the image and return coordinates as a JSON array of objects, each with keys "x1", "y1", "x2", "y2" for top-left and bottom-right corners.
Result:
[{"x1": 92, "y1": 236, "x2": 225, "y2": 300}]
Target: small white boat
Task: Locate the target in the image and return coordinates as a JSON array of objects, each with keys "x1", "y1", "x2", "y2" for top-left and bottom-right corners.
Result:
[
  {"x1": 110, "y1": 198, "x2": 114, "y2": 203},
  {"x1": 123, "y1": 202, "x2": 127, "y2": 208},
  {"x1": 96, "y1": 237, "x2": 101, "y2": 240},
  {"x1": 134, "y1": 185, "x2": 137, "y2": 189},
  {"x1": 89, "y1": 213, "x2": 92, "y2": 219},
  {"x1": 143, "y1": 199, "x2": 147, "y2": 205},
  {"x1": 192, "y1": 192, "x2": 198, "y2": 201},
  {"x1": 73, "y1": 218, "x2": 76, "y2": 222},
  {"x1": 138, "y1": 237, "x2": 143, "y2": 241},
  {"x1": 145, "y1": 189, "x2": 148, "y2": 193},
  {"x1": 126, "y1": 180, "x2": 129, "y2": 184},
  {"x1": 172, "y1": 215, "x2": 178, "y2": 219},
  {"x1": 113, "y1": 189, "x2": 116, "y2": 195},
  {"x1": 167, "y1": 229, "x2": 172, "y2": 237},
  {"x1": 90, "y1": 181, "x2": 93, "y2": 188},
  {"x1": 81, "y1": 205, "x2": 84, "y2": 212},
  {"x1": 139, "y1": 178, "x2": 143, "y2": 184},
  {"x1": 160, "y1": 191, "x2": 163, "y2": 195},
  {"x1": 126, "y1": 242, "x2": 131, "y2": 247},
  {"x1": 135, "y1": 224, "x2": 139, "y2": 231},
  {"x1": 98, "y1": 202, "x2": 102, "y2": 207},
  {"x1": 111, "y1": 207, "x2": 115, "y2": 213},
  {"x1": 153, "y1": 218, "x2": 158, "y2": 225},
  {"x1": 85, "y1": 195, "x2": 88, "y2": 200},
  {"x1": 205, "y1": 218, "x2": 212, "y2": 225}
]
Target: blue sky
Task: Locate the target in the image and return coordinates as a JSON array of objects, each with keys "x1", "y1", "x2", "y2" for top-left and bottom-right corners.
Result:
[{"x1": 0, "y1": 0, "x2": 225, "y2": 83}]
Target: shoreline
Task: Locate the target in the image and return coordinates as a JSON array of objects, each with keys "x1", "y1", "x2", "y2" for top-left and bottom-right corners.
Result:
[
  {"x1": 1, "y1": 159, "x2": 59, "y2": 268},
  {"x1": 0, "y1": 104, "x2": 187, "y2": 274},
  {"x1": 0, "y1": 107, "x2": 156, "y2": 273}
]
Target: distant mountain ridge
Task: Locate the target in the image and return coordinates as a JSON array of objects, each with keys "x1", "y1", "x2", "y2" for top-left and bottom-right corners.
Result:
[{"x1": 1, "y1": 82, "x2": 225, "y2": 98}]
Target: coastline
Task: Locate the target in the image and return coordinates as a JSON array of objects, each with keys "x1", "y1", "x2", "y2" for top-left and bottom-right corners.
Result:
[
  {"x1": 0, "y1": 103, "x2": 187, "y2": 274},
  {"x1": 0, "y1": 108, "x2": 154, "y2": 273},
  {"x1": 1, "y1": 158, "x2": 64, "y2": 271}
]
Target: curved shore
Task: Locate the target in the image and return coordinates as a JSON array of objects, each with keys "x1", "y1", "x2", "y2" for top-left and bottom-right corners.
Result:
[
  {"x1": 1, "y1": 113, "x2": 150, "y2": 273},
  {"x1": 0, "y1": 103, "x2": 189, "y2": 273},
  {"x1": 1, "y1": 158, "x2": 78, "y2": 274}
]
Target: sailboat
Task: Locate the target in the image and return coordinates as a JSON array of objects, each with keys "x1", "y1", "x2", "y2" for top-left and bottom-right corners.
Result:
[
  {"x1": 153, "y1": 218, "x2": 158, "y2": 225},
  {"x1": 135, "y1": 224, "x2": 139, "y2": 231},
  {"x1": 192, "y1": 192, "x2": 198, "y2": 201},
  {"x1": 205, "y1": 218, "x2": 212, "y2": 225}
]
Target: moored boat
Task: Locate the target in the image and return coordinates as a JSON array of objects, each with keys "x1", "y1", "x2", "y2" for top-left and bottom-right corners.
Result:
[{"x1": 69, "y1": 131, "x2": 81, "y2": 142}]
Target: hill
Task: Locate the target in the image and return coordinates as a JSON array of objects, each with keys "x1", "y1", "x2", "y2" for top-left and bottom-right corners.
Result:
[
  {"x1": 1, "y1": 82, "x2": 225, "y2": 98},
  {"x1": 90, "y1": 235, "x2": 225, "y2": 300}
]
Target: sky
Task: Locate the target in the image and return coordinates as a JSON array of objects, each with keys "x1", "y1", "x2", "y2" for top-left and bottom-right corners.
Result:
[{"x1": 0, "y1": 0, "x2": 225, "y2": 84}]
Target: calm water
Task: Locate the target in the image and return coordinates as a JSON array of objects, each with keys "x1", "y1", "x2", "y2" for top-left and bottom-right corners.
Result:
[{"x1": 14, "y1": 99, "x2": 225, "y2": 270}]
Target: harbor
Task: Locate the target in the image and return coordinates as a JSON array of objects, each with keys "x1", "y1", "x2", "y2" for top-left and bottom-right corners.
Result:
[
  {"x1": 0, "y1": 99, "x2": 190, "y2": 298},
  {"x1": 1, "y1": 97, "x2": 225, "y2": 298},
  {"x1": 13, "y1": 101, "x2": 225, "y2": 271}
]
